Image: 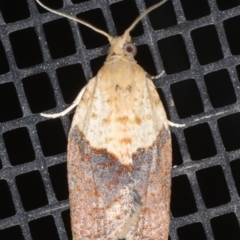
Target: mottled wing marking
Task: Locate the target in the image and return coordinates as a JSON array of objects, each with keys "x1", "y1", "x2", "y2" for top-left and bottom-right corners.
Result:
[
  {"x1": 70, "y1": 58, "x2": 168, "y2": 165},
  {"x1": 68, "y1": 127, "x2": 171, "y2": 240}
]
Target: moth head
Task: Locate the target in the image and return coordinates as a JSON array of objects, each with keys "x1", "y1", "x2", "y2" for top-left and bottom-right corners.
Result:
[
  {"x1": 35, "y1": 0, "x2": 168, "y2": 57},
  {"x1": 108, "y1": 36, "x2": 137, "y2": 57}
]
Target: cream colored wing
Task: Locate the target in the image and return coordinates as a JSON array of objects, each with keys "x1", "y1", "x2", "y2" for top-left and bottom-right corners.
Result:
[
  {"x1": 68, "y1": 58, "x2": 171, "y2": 240},
  {"x1": 70, "y1": 58, "x2": 168, "y2": 165}
]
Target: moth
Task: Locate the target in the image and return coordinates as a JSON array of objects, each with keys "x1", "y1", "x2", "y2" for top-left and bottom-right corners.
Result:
[{"x1": 37, "y1": 0, "x2": 182, "y2": 239}]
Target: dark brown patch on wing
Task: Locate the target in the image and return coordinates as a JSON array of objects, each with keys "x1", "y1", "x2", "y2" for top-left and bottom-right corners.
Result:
[{"x1": 67, "y1": 126, "x2": 171, "y2": 240}]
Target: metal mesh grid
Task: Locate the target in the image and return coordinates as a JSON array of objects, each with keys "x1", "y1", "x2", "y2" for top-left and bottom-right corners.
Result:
[{"x1": 1, "y1": 0, "x2": 240, "y2": 239}]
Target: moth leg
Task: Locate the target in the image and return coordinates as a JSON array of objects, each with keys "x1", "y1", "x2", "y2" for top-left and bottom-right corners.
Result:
[
  {"x1": 168, "y1": 120, "x2": 185, "y2": 128},
  {"x1": 41, "y1": 86, "x2": 86, "y2": 118},
  {"x1": 147, "y1": 70, "x2": 165, "y2": 80}
]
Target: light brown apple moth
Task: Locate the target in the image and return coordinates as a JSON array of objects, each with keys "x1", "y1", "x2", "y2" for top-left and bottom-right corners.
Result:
[{"x1": 37, "y1": 0, "x2": 182, "y2": 239}]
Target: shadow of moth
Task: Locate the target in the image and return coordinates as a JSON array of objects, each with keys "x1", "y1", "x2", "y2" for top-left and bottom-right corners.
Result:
[{"x1": 36, "y1": 0, "x2": 183, "y2": 239}]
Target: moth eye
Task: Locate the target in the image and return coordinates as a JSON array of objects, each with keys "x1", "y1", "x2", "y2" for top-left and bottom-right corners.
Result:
[{"x1": 124, "y1": 43, "x2": 137, "y2": 57}]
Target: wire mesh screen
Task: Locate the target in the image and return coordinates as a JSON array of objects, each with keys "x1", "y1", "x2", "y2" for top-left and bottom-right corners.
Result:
[{"x1": 0, "y1": 0, "x2": 240, "y2": 239}]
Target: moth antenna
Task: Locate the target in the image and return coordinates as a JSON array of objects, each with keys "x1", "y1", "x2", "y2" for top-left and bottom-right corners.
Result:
[
  {"x1": 35, "y1": 0, "x2": 113, "y2": 42},
  {"x1": 123, "y1": 0, "x2": 168, "y2": 38}
]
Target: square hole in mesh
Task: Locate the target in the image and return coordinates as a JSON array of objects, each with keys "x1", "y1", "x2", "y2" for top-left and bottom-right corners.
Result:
[
  {"x1": 0, "y1": 82, "x2": 22, "y2": 122},
  {"x1": 56, "y1": 64, "x2": 86, "y2": 104},
  {"x1": 36, "y1": 0, "x2": 63, "y2": 13},
  {"x1": 191, "y1": 25, "x2": 223, "y2": 65},
  {"x1": 196, "y1": 165, "x2": 230, "y2": 208},
  {"x1": 9, "y1": 27, "x2": 43, "y2": 69},
  {"x1": 170, "y1": 79, "x2": 204, "y2": 119},
  {"x1": 16, "y1": 171, "x2": 48, "y2": 211},
  {"x1": 134, "y1": 45, "x2": 157, "y2": 76},
  {"x1": 43, "y1": 18, "x2": 76, "y2": 59},
  {"x1": 36, "y1": 119, "x2": 67, "y2": 156},
  {"x1": 3, "y1": 127, "x2": 35, "y2": 166},
  {"x1": 157, "y1": 35, "x2": 190, "y2": 74},
  {"x1": 184, "y1": 123, "x2": 217, "y2": 160},
  {"x1": 77, "y1": 9, "x2": 109, "y2": 49},
  {"x1": 0, "y1": 225, "x2": 24, "y2": 240},
  {"x1": 0, "y1": 40, "x2": 9, "y2": 75},
  {"x1": 180, "y1": 0, "x2": 210, "y2": 20},
  {"x1": 145, "y1": 0, "x2": 177, "y2": 30},
  {"x1": 0, "y1": 180, "x2": 15, "y2": 219},
  {"x1": 216, "y1": 0, "x2": 240, "y2": 11},
  {"x1": 62, "y1": 209, "x2": 72, "y2": 240},
  {"x1": 48, "y1": 162, "x2": 68, "y2": 201},
  {"x1": 90, "y1": 54, "x2": 107, "y2": 76},
  {"x1": 218, "y1": 113, "x2": 240, "y2": 152},
  {"x1": 177, "y1": 222, "x2": 207, "y2": 240},
  {"x1": 110, "y1": 0, "x2": 144, "y2": 37},
  {"x1": 204, "y1": 69, "x2": 236, "y2": 108},
  {"x1": 0, "y1": 0, "x2": 30, "y2": 23},
  {"x1": 230, "y1": 159, "x2": 240, "y2": 197},
  {"x1": 171, "y1": 175, "x2": 197, "y2": 217},
  {"x1": 29, "y1": 215, "x2": 59, "y2": 240},
  {"x1": 22, "y1": 72, "x2": 56, "y2": 113},
  {"x1": 172, "y1": 133, "x2": 183, "y2": 166},
  {"x1": 211, "y1": 213, "x2": 240, "y2": 240},
  {"x1": 224, "y1": 16, "x2": 240, "y2": 55}
]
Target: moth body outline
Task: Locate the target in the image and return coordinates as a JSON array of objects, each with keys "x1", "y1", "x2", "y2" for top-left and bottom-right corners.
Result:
[{"x1": 36, "y1": 0, "x2": 181, "y2": 239}]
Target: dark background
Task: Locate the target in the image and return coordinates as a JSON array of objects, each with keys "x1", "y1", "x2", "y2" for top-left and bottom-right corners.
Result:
[{"x1": 0, "y1": 0, "x2": 240, "y2": 239}]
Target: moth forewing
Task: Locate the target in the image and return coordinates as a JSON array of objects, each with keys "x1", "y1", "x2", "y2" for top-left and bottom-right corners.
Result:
[{"x1": 37, "y1": 0, "x2": 173, "y2": 239}]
